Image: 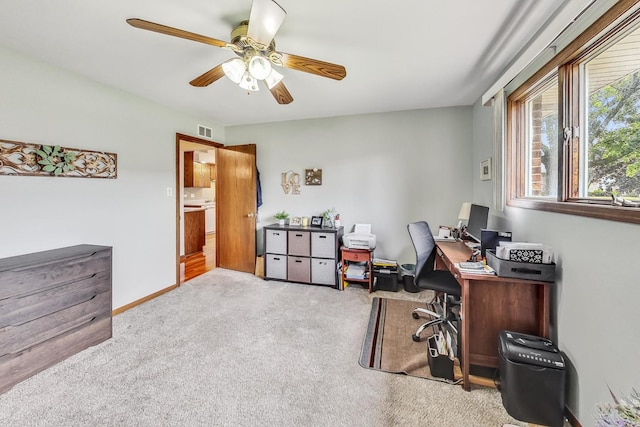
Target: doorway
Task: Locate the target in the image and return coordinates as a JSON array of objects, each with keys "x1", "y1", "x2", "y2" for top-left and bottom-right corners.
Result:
[
  {"x1": 176, "y1": 134, "x2": 222, "y2": 285},
  {"x1": 175, "y1": 133, "x2": 258, "y2": 285}
]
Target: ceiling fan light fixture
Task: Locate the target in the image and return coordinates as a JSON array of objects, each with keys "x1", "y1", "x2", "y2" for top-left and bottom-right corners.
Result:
[
  {"x1": 247, "y1": 0, "x2": 286, "y2": 46},
  {"x1": 264, "y1": 68, "x2": 283, "y2": 89},
  {"x1": 239, "y1": 71, "x2": 260, "y2": 92},
  {"x1": 222, "y1": 58, "x2": 246, "y2": 84},
  {"x1": 248, "y1": 55, "x2": 272, "y2": 80}
]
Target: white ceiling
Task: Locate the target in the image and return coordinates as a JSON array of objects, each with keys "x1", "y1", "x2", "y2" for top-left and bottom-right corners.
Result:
[{"x1": 0, "y1": 0, "x2": 572, "y2": 126}]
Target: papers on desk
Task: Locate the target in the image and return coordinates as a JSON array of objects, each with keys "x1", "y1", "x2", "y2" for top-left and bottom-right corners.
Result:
[
  {"x1": 454, "y1": 262, "x2": 496, "y2": 275},
  {"x1": 345, "y1": 264, "x2": 366, "y2": 279},
  {"x1": 434, "y1": 226, "x2": 455, "y2": 241}
]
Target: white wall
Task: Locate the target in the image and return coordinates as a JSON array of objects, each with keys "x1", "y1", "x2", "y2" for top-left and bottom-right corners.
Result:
[
  {"x1": 0, "y1": 46, "x2": 224, "y2": 310},
  {"x1": 226, "y1": 107, "x2": 473, "y2": 265},
  {"x1": 472, "y1": 99, "x2": 640, "y2": 425}
]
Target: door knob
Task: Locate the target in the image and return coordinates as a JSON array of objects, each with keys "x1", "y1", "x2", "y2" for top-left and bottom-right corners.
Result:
[{"x1": 248, "y1": 212, "x2": 255, "y2": 218}]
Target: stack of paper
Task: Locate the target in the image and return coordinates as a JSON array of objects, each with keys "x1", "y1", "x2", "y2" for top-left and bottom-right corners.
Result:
[
  {"x1": 455, "y1": 262, "x2": 496, "y2": 275},
  {"x1": 345, "y1": 264, "x2": 366, "y2": 279},
  {"x1": 372, "y1": 258, "x2": 397, "y2": 268}
]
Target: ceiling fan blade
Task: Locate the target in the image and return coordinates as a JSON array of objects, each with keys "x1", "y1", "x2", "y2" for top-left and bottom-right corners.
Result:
[
  {"x1": 268, "y1": 81, "x2": 293, "y2": 104},
  {"x1": 127, "y1": 18, "x2": 229, "y2": 48},
  {"x1": 190, "y1": 65, "x2": 226, "y2": 87},
  {"x1": 247, "y1": 0, "x2": 286, "y2": 47},
  {"x1": 275, "y1": 52, "x2": 346, "y2": 81}
]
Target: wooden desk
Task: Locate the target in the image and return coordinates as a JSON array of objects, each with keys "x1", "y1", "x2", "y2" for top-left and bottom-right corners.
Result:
[{"x1": 435, "y1": 240, "x2": 551, "y2": 391}]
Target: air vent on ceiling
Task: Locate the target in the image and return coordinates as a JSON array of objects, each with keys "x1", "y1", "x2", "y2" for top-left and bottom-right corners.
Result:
[{"x1": 197, "y1": 124, "x2": 213, "y2": 139}]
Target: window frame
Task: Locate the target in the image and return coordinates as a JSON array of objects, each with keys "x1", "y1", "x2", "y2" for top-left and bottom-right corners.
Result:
[{"x1": 506, "y1": 0, "x2": 640, "y2": 225}]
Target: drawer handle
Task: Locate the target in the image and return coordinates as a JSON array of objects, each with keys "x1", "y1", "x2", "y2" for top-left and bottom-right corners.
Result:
[
  {"x1": 319, "y1": 235, "x2": 327, "y2": 239},
  {"x1": 274, "y1": 257, "x2": 281, "y2": 261},
  {"x1": 295, "y1": 260, "x2": 302, "y2": 263},
  {"x1": 274, "y1": 232, "x2": 280, "y2": 236},
  {"x1": 295, "y1": 233, "x2": 303, "y2": 237}
]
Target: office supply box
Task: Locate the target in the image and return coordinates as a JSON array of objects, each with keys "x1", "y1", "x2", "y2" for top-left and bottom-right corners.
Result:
[{"x1": 486, "y1": 250, "x2": 555, "y2": 282}]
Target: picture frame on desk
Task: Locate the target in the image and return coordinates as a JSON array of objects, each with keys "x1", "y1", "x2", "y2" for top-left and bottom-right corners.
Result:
[
  {"x1": 290, "y1": 216, "x2": 301, "y2": 226},
  {"x1": 310, "y1": 216, "x2": 323, "y2": 227}
]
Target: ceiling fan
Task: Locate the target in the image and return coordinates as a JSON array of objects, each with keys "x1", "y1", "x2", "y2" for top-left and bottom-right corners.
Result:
[{"x1": 126, "y1": 0, "x2": 347, "y2": 104}]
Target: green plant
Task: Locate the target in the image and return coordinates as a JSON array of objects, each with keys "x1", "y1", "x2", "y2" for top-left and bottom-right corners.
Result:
[
  {"x1": 35, "y1": 145, "x2": 76, "y2": 175},
  {"x1": 274, "y1": 210, "x2": 289, "y2": 220},
  {"x1": 321, "y1": 207, "x2": 337, "y2": 221}
]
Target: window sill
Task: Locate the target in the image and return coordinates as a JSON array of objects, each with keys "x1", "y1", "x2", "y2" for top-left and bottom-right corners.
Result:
[{"x1": 507, "y1": 198, "x2": 640, "y2": 225}]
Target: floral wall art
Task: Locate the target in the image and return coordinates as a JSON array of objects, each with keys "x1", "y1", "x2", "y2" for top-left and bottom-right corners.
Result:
[{"x1": 0, "y1": 139, "x2": 117, "y2": 178}]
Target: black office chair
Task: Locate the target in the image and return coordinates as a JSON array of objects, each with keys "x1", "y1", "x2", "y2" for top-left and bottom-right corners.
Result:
[{"x1": 407, "y1": 221, "x2": 461, "y2": 342}]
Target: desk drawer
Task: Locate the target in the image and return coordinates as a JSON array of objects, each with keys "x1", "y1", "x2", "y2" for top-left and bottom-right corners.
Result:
[{"x1": 342, "y1": 250, "x2": 370, "y2": 262}]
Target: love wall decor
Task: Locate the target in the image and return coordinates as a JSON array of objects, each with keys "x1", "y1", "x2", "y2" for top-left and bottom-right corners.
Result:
[{"x1": 0, "y1": 139, "x2": 117, "y2": 178}]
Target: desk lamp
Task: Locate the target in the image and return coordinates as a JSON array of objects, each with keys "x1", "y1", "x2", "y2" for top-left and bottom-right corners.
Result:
[{"x1": 457, "y1": 202, "x2": 471, "y2": 229}]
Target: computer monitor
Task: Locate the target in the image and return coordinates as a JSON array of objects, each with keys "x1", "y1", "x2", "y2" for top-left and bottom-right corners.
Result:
[{"x1": 465, "y1": 204, "x2": 489, "y2": 243}]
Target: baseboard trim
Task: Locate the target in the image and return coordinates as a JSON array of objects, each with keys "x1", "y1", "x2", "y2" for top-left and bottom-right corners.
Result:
[{"x1": 112, "y1": 283, "x2": 178, "y2": 316}]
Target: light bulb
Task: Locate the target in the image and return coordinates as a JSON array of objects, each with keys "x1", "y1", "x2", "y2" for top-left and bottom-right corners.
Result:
[
  {"x1": 248, "y1": 55, "x2": 272, "y2": 80},
  {"x1": 239, "y1": 71, "x2": 259, "y2": 92},
  {"x1": 222, "y1": 58, "x2": 246, "y2": 84},
  {"x1": 264, "y1": 68, "x2": 284, "y2": 89}
]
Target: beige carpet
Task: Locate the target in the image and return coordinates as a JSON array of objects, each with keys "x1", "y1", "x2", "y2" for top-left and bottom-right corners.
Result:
[{"x1": 360, "y1": 297, "x2": 460, "y2": 383}]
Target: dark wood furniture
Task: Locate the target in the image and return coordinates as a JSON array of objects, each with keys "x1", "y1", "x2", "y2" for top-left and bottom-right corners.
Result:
[
  {"x1": 264, "y1": 224, "x2": 344, "y2": 287},
  {"x1": 435, "y1": 240, "x2": 551, "y2": 391},
  {"x1": 184, "y1": 209, "x2": 206, "y2": 255},
  {"x1": 340, "y1": 247, "x2": 373, "y2": 292},
  {"x1": 184, "y1": 152, "x2": 214, "y2": 188},
  {"x1": 0, "y1": 245, "x2": 112, "y2": 394}
]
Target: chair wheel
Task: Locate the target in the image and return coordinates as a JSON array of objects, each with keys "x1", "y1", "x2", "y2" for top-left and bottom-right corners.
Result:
[
  {"x1": 412, "y1": 334, "x2": 421, "y2": 342},
  {"x1": 412, "y1": 312, "x2": 419, "y2": 319}
]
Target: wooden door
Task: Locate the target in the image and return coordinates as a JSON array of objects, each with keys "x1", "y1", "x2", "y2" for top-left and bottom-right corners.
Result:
[{"x1": 216, "y1": 146, "x2": 256, "y2": 273}]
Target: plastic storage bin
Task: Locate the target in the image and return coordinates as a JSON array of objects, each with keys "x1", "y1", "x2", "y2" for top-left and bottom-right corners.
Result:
[{"x1": 373, "y1": 268, "x2": 399, "y2": 292}]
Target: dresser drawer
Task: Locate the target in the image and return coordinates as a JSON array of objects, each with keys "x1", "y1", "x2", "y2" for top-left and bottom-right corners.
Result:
[
  {"x1": 0, "y1": 316, "x2": 112, "y2": 395},
  {"x1": 311, "y1": 258, "x2": 336, "y2": 286},
  {"x1": 342, "y1": 249, "x2": 371, "y2": 262},
  {"x1": 311, "y1": 232, "x2": 335, "y2": 259},
  {"x1": 0, "y1": 246, "x2": 111, "y2": 299},
  {"x1": 0, "y1": 291, "x2": 111, "y2": 356},
  {"x1": 265, "y1": 229, "x2": 287, "y2": 255},
  {"x1": 265, "y1": 254, "x2": 287, "y2": 280},
  {"x1": 0, "y1": 270, "x2": 111, "y2": 327},
  {"x1": 287, "y1": 256, "x2": 310, "y2": 283},
  {"x1": 288, "y1": 231, "x2": 310, "y2": 256}
]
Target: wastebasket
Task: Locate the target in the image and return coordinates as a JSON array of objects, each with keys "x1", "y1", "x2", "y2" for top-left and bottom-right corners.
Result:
[
  {"x1": 498, "y1": 330, "x2": 566, "y2": 427},
  {"x1": 400, "y1": 263, "x2": 419, "y2": 293}
]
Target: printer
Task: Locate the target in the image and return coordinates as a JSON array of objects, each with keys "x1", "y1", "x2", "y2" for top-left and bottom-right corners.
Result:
[{"x1": 342, "y1": 224, "x2": 376, "y2": 250}]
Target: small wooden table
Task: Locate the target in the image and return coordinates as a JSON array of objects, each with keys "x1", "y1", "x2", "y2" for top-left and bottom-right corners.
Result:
[
  {"x1": 340, "y1": 247, "x2": 373, "y2": 292},
  {"x1": 435, "y1": 240, "x2": 552, "y2": 391}
]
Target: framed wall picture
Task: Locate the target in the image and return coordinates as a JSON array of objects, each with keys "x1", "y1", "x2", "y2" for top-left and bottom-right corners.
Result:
[
  {"x1": 481, "y1": 158, "x2": 492, "y2": 181},
  {"x1": 310, "y1": 216, "x2": 323, "y2": 227},
  {"x1": 290, "y1": 217, "x2": 301, "y2": 226},
  {"x1": 305, "y1": 168, "x2": 322, "y2": 185}
]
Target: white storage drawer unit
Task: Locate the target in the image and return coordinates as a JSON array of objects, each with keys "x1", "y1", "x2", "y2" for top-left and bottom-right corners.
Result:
[
  {"x1": 265, "y1": 253, "x2": 287, "y2": 280},
  {"x1": 263, "y1": 224, "x2": 343, "y2": 287},
  {"x1": 311, "y1": 258, "x2": 336, "y2": 285},
  {"x1": 265, "y1": 229, "x2": 287, "y2": 254},
  {"x1": 311, "y1": 232, "x2": 335, "y2": 258}
]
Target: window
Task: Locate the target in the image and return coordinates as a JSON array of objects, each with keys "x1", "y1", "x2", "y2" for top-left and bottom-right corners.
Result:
[{"x1": 507, "y1": 3, "x2": 640, "y2": 224}]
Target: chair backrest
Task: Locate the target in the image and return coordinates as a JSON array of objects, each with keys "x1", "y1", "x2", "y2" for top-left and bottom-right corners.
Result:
[{"x1": 407, "y1": 221, "x2": 437, "y2": 283}]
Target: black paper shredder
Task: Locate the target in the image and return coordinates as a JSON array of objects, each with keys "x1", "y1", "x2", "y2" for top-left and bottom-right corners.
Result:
[{"x1": 498, "y1": 330, "x2": 566, "y2": 427}]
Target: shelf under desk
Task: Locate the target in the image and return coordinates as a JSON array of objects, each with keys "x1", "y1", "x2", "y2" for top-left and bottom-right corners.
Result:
[{"x1": 435, "y1": 240, "x2": 551, "y2": 392}]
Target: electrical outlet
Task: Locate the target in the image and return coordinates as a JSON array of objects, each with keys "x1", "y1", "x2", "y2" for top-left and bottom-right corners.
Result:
[{"x1": 166, "y1": 187, "x2": 173, "y2": 197}]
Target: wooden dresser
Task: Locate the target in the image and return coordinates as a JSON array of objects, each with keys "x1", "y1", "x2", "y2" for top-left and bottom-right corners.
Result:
[{"x1": 0, "y1": 244, "x2": 112, "y2": 394}]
